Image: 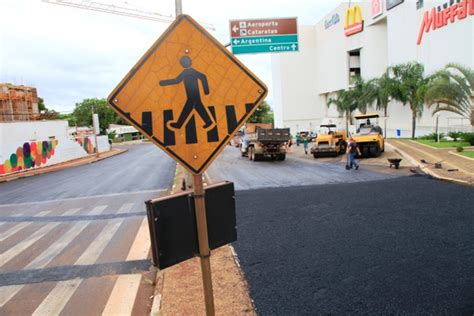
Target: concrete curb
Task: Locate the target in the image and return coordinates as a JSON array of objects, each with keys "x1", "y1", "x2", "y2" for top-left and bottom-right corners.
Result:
[
  {"x1": 0, "y1": 148, "x2": 128, "y2": 183},
  {"x1": 387, "y1": 142, "x2": 472, "y2": 186}
]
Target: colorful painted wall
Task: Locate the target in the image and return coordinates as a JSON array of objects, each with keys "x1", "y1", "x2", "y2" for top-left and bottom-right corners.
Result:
[{"x1": 0, "y1": 140, "x2": 58, "y2": 174}]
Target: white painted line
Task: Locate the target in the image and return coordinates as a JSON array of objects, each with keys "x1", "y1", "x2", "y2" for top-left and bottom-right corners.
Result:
[
  {"x1": 62, "y1": 208, "x2": 82, "y2": 216},
  {"x1": 25, "y1": 221, "x2": 90, "y2": 270},
  {"x1": 126, "y1": 218, "x2": 150, "y2": 261},
  {"x1": 32, "y1": 279, "x2": 82, "y2": 316},
  {"x1": 0, "y1": 189, "x2": 167, "y2": 208},
  {"x1": 0, "y1": 285, "x2": 23, "y2": 307},
  {"x1": 0, "y1": 223, "x2": 60, "y2": 267},
  {"x1": 88, "y1": 205, "x2": 108, "y2": 215},
  {"x1": 75, "y1": 220, "x2": 123, "y2": 265},
  {"x1": 102, "y1": 274, "x2": 142, "y2": 316},
  {"x1": 35, "y1": 210, "x2": 52, "y2": 217},
  {"x1": 117, "y1": 203, "x2": 135, "y2": 214},
  {"x1": 0, "y1": 222, "x2": 31, "y2": 242}
]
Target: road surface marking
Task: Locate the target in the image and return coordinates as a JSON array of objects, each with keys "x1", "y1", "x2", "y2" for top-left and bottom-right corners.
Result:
[
  {"x1": 117, "y1": 203, "x2": 134, "y2": 214},
  {"x1": 102, "y1": 218, "x2": 150, "y2": 314},
  {"x1": 0, "y1": 189, "x2": 167, "y2": 207},
  {"x1": 32, "y1": 279, "x2": 82, "y2": 316},
  {"x1": 62, "y1": 208, "x2": 82, "y2": 216},
  {"x1": 102, "y1": 274, "x2": 142, "y2": 315},
  {"x1": 126, "y1": 217, "x2": 150, "y2": 261},
  {"x1": 0, "y1": 222, "x2": 31, "y2": 242},
  {"x1": 75, "y1": 220, "x2": 123, "y2": 265},
  {"x1": 0, "y1": 223, "x2": 60, "y2": 267},
  {"x1": 0, "y1": 285, "x2": 22, "y2": 307},
  {"x1": 88, "y1": 205, "x2": 108, "y2": 215},
  {"x1": 25, "y1": 221, "x2": 90, "y2": 269}
]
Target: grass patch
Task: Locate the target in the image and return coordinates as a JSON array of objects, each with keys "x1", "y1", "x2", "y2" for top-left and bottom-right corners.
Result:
[
  {"x1": 460, "y1": 151, "x2": 474, "y2": 159},
  {"x1": 415, "y1": 139, "x2": 470, "y2": 148}
]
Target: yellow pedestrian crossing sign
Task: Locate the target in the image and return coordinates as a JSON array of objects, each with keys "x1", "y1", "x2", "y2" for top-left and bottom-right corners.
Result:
[{"x1": 108, "y1": 15, "x2": 268, "y2": 175}]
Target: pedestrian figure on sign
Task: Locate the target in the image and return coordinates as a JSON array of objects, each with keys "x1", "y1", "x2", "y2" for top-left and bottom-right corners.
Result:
[
  {"x1": 296, "y1": 132, "x2": 301, "y2": 146},
  {"x1": 160, "y1": 55, "x2": 214, "y2": 129},
  {"x1": 303, "y1": 137, "x2": 309, "y2": 154},
  {"x1": 347, "y1": 137, "x2": 361, "y2": 170}
]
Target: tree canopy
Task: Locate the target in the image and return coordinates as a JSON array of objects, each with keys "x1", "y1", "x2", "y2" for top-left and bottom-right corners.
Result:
[
  {"x1": 72, "y1": 98, "x2": 119, "y2": 134},
  {"x1": 248, "y1": 100, "x2": 274, "y2": 124}
]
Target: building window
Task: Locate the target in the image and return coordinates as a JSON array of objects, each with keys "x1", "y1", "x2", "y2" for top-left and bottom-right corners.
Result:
[
  {"x1": 416, "y1": 0, "x2": 424, "y2": 10},
  {"x1": 348, "y1": 50, "x2": 361, "y2": 84}
]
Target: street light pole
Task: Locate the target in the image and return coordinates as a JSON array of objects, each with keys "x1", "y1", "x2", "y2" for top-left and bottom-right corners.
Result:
[{"x1": 175, "y1": 0, "x2": 182, "y2": 16}]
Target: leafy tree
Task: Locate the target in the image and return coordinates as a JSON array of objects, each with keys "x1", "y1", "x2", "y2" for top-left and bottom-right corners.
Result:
[
  {"x1": 248, "y1": 100, "x2": 273, "y2": 124},
  {"x1": 365, "y1": 72, "x2": 394, "y2": 117},
  {"x1": 72, "y1": 98, "x2": 118, "y2": 134},
  {"x1": 388, "y1": 62, "x2": 430, "y2": 139},
  {"x1": 425, "y1": 64, "x2": 474, "y2": 127},
  {"x1": 351, "y1": 76, "x2": 373, "y2": 114},
  {"x1": 37, "y1": 97, "x2": 60, "y2": 119},
  {"x1": 328, "y1": 89, "x2": 357, "y2": 135}
]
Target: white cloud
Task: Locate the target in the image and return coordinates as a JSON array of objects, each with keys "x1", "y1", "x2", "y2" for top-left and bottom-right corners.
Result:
[{"x1": 0, "y1": 0, "x2": 341, "y2": 112}]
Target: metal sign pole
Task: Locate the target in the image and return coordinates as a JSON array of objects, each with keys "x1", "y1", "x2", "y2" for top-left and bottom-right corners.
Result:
[{"x1": 193, "y1": 174, "x2": 215, "y2": 315}]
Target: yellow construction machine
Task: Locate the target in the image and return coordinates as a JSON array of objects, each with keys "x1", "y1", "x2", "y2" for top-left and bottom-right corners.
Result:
[
  {"x1": 310, "y1": 124, "x2": 347, "y2": 158},
  {"x1": 352, "y1": 114, "x2": 385, "y2": 157}
]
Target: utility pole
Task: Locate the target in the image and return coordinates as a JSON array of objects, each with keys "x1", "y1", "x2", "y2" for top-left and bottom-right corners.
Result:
[{"x1": 91, "y1": 105, "x2": 100, "y2": 158}]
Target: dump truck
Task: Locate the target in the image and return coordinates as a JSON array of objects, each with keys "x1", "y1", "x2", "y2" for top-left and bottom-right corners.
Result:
[
  {"x1": 240, "y1": 125, "x2": 290, "y2": 161},
  {"x1": 352, "y1": 114, "x2": 385, "y2": 157},
  {"x1": 310, "y1": 124, "x2": 347, "y2": 157}
]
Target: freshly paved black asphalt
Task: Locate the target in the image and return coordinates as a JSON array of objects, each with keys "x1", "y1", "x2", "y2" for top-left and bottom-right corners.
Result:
[
  {"x1": 234, "y1": 175, "x2": 474, "y2": 314},
  {"x1": 0, "y1": 143, "x2": 175, "y2": 203}
]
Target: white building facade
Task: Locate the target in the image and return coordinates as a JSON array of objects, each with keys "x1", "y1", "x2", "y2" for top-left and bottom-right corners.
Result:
[{"x1": 272, "y1": 0, "x2": 474, "y2": 137}]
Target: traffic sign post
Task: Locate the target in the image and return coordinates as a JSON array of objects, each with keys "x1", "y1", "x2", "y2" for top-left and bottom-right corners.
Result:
[
  {"x1": 107, "y1": 14, "x2": 267, "y2": 316},
  {"x1": 230, "y1": 17, "x2": 299, "y2": 55}
]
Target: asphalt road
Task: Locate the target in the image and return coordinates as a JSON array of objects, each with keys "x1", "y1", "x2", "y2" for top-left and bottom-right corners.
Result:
[
  {"x1": 233, "y1": 175, "x2": 474, "y2": 314},
  {"x1": 0, "y1": 143, "x2": 176, "y2": 204},
  {"x1": 208, "y1": 146, "x2": 396, "y2": 190},
  {"x1": 0, "y1": 143, "x2": 175, "y2": 315}
]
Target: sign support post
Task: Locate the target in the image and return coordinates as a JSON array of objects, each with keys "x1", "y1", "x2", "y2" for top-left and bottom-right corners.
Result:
[{"x1": 193, "y1": 174, "x2": 215, "y2": 316}]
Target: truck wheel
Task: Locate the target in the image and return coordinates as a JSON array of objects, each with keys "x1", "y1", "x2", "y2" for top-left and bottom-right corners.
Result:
[
  {"x1": 254, "y1": 154, "x2": 263, "y2": 161},
  {"x1": 375, "y1": 144, "x2": 382, "y2": 157},
  {"x1": 241, "y1": 150, "x2": 246, "y2": 157},
  {"x1": 278, "y1": 154, "x2": 286, "y2": 161},
  {"x1": 313, "y1": 153, "x2": 319, "y2": 159},
  {"x1": 381, "y1": 140, "x2": 385, "y2": 153}
]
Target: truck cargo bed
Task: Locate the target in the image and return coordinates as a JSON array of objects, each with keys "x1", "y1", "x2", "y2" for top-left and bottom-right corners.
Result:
[{"x1": 248, "y1": 128, "x2": 290, "y2": 142}]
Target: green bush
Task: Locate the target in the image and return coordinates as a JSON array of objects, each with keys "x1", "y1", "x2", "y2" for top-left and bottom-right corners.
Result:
[
  {"x1": 461, "y1": 132, "x2": 474, "y2": 146},
  {"x1": 448, "y1": 131, "x2": 463, "y2": 141},
  {"x1": 456, "y1": 146, "x2": 464, "y2": 152},
  {"x1": 419, "y1": 132, "x2": 445, "y2": 141}
]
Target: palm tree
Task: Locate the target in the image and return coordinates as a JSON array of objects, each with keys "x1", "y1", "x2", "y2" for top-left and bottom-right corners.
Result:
[
  {"x1": 388, "y1": 62, "x2": 430, "y2": 139},
  {"x1": 425, "y1": 64, "x2": 474, "y2": 127},
  {"x1": 365, "y1": 72, "x2": 394, "y2": 117},
  {"x1": 327, "y1": 89, "x2": 357, "y2": 135},
  {"x1": 351, "y1": 76, "x2": 372, "y2": 114}
]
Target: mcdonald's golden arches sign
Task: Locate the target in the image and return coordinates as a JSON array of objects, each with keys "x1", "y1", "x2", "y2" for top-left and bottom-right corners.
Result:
[{"x1": 344, "y1": 5, "x2": 364, "y2": 36}]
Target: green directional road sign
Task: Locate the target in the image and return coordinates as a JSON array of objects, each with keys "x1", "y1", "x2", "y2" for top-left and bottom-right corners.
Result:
[{"x1": 230, "y1": 18, "x2": 299, "y2": 55}]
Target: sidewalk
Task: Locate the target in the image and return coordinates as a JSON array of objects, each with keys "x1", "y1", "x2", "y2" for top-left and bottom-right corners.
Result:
[
  {"x1": 387, "y1": 139, "x2": 474, "y2": 185},
  {"x1": 150, "y1": 164, "x2": 255, "y2": 315},
  {"x1": 0, "y1": 148, "x2": 127, "y2": 183}
]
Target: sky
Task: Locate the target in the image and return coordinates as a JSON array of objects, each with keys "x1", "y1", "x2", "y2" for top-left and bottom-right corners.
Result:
[{"x1": 0, "y1": 0, "x2": 342, "y2": 112}]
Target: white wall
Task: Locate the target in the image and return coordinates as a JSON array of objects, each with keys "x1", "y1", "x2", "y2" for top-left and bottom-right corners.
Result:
[{"x1": 0, "y1": 121, "x2": 89, "y2": 174}]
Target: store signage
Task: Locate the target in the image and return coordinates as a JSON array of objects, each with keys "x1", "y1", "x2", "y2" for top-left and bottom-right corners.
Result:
[
  {"x1": 230, "y1": 18, "x2": 299, "y2": 55},
  {"x1": 344, "y1": 5, "x2": 364, "y2": 36},
  {"x1": 417, "y1": 0, "x2": 474, "y2": 45},
  {"x1": 386, "y1": 0, "x2": 404, "y2": 11},
  {"x1": 372, "y1": 0, "x2": 383, "y2": 18},
  {"x1": 325, "y1": 13, "x2": 340, "y2": 29}
]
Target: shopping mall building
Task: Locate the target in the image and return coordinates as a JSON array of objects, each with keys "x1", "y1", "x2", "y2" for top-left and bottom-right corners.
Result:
[{"x1": 271, "y1": 0, "x2": 473, "y2": 137}]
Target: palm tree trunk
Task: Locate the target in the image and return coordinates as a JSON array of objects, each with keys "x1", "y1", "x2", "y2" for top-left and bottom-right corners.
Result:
[
  {"x1": 346, "y1": 113, "x2": 349, "y2": 137},
  {"x1": 411, "y1": 111, "x2": 416, "y2": 139}
]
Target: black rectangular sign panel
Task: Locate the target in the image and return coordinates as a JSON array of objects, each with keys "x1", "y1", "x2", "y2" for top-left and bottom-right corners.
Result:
[
  {"x1": 145, "y1": 181, "x2": 236, "y2": 269},
  {"x1": 386, "y1": 0, "x2": 404, "y2": 10}
]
